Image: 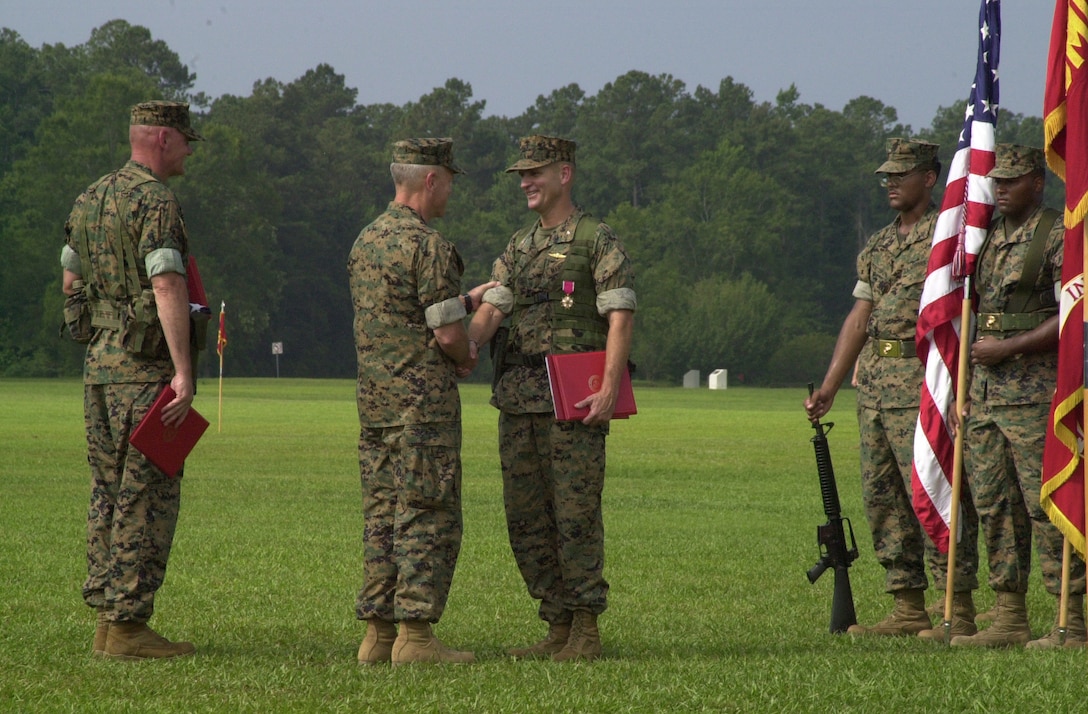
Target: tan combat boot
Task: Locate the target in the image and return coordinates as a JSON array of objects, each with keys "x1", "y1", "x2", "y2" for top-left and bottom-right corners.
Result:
[
  {"x1": 950, "y1": 591, "x2": 1031, "y2": 648},
  {"x1": 357, "y1": 619, "x2": 397, "y2": 665},
  {"x1": 391, "y1": 621, "x2": 475, "y2": 666},
  {"x1": 926, "y1": 591, "x2": 944, "y2": 618},
  {"x1": 1026, "y1": 594, "x2": 1087, "y2": 649},
  {"x1": 918, "y1": 591, "x2": 977, "y2": 642},
  {"x1": 552, "y1": 610, "x2": 602, "y2": 662},
  {"x1": 847, "y1": 589, "x2": 931, "y2": 636},
  {"x1": 104, "y1": 621, "x2": 196, "y2": 660},
  {"x1": 507, "y1": 621, "x2": 571, "y2": 658},
  {"x1": 974, "y1": 603, "x2": 998, "y2": 625},
  {"x1": 92, "y1": 610, "x2": 110, "y2": 657}
]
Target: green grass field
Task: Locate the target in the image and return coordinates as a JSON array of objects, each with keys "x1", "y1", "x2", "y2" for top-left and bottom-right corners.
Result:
[{"x1": 1, "y1": 379, "x2": 1083, "y2": 713}]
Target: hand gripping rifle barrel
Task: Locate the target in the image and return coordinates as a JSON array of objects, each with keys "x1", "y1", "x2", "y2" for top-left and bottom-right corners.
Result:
[{"x1": 805, "y1": 383, "x2": 859, "y2": 633}]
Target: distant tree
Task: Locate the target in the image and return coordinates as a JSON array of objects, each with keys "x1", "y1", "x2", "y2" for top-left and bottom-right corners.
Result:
[
  {"x1": 172, "y1": 122, "x2": 284, "y2": 376},
  {"x1": 621, "y1": 261, "x2": 686, "y2": 381},
  {"x1": 676, "y1": 273, "x2": 790, "y2": 383},
  {"x1": 0, "y1": 22, "x2": 1058, "y2": 382},
  {"x1": 0, "y1": 29, "x2": 53, "y2": 174},
  {"x1": 0, "y1": 71, "x2": 156, "y2": 376},
  {"x1": 621, "y1": 139, "x2": 796, "y2": 285},
  {"x1": 765, "y1": 332, "x2": 838, "y2": 387},
  {"x1": 515, "y1": 83, "x2": 586, "y2": 138},
  {"x1": 259, "y1": 66, "x2": 360, "y2": 376},
  {"x1": 781, "y1": 98, "x2": 900, "y2": 323},
  {"x1": 684, "y1": 76, "x2": 757, "y2": 149},
  {"x1": 394, "y1": 79, "x2": 513, "y2": 199},
  {"x1": 576, "y1": 71, "x2": 692, "y2": 210},
  {"x1": 82, "y1": 20, "x2": 195, "y2": 100},
  {"x1": 396, "y1": 78, "x2": 481, "y2": 139}
]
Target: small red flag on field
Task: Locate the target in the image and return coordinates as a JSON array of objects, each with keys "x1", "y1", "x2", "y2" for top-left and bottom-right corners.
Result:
[{"x1": 216, "y1": 301, "x2": 227, "y2": 357}]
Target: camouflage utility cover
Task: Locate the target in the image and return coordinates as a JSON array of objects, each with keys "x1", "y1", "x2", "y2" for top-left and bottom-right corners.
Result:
[
  {"x1": 392, "y1": 137, "x2": 464, "y2": 174},
  {"x1": 505, "y1": 135, "x2": 577, "y2": 172},
  {"x1": 986, "y1": 143, "x2": 1045, "y2": 179},
  {"x1": 875, "y1": 137, "x2": 939, "y2": 174},
  {"x1": 130, "y1": 101, "x2": 204, "y2": 142}
]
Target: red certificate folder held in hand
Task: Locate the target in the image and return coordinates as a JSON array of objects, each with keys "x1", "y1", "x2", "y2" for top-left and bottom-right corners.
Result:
[
  {"x1": 545, "y1": 351, "x2": 637, "y2": 421},
  {"x1": 130, "y1": 385, "x2": 209, "y2": 477}
]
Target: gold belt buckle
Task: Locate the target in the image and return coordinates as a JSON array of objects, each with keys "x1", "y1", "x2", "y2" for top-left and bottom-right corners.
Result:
[{"x1": 878, "y1": 339, "x2": 901, "y2": 358}]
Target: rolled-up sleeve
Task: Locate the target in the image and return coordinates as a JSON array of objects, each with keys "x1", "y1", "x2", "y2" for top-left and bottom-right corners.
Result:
[
  {"x1": 61, "y1": 245, "x2": 81, "y2": 273},
  {"x1": 424, "y1": 296, "x2": 468, "y2": 329},
  {"x1": 482, "y1": 284, "x2": 514, "y2": 314},
  {"x1": 597, "y1": 287, "x2": 636, "y2": 315},
  {"x1": 145, "y1": 247, "x2": 186, "y2": 278}
]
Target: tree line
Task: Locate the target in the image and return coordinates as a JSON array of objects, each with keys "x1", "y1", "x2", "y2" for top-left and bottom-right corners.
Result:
[{"x1": 0, "y1": 20, "x2": 1057, "y2": 385}]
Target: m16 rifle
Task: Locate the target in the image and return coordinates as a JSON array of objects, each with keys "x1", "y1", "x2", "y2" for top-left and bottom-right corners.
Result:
[{"x1": 805, "y1": 383, "x2": 858, "y2": 634}]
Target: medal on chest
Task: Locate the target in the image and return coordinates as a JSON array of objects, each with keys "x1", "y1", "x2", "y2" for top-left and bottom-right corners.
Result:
[{"x1": 561, "y1": 280, "x2": 575, "y2": 309}]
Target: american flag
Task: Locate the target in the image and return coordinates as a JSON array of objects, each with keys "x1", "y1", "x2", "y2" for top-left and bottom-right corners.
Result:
[{"x1": 911, "y1": 0, "x2": 999, "y2": 553}]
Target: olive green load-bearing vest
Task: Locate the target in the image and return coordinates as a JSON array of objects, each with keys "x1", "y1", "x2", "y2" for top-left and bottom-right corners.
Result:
[
  {"x1": 976, "y1": 207, "x2": 1060, "y2": 337},
  {"x1": 510, "y1": 214, "x2": 609, "y2": 357},
  {"x1": 74, "y1": 166, "x2": 167, "y2": 356}
]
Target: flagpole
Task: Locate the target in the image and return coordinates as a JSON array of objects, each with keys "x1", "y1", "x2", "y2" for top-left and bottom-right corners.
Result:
[
  {"x1": 217, "y1": 300, "x2": 225, "y2": 433},
  {"x1": 1058, "y1": 537, "x2": 1072, "y2": 645},
  {"x1": 1082, "y1": 222, "x2": 1087, "y2": 652},
  {"x1": 941, "y1": 275, "x2": 972, "y2": 644},
  {"x1": 217, "y1": 344, "x2": 224, "y2": 433}
]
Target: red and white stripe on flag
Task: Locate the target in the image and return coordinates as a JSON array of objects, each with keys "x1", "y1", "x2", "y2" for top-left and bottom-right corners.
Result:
[{"x1": 911, "y1": 0, "x2": 999, "y2": 554}]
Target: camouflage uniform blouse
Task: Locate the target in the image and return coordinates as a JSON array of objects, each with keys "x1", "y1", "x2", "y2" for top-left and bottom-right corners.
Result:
[
  {"x1": 853, "y1": 205, "x2": 939, "y2": 410},
  {"x1": 970, "y1": 206, "x2": 1063, "y2": 406},
  {"x1": 63, "y1": 160, "x2": 189, "y2": 385},
  {"x1": 348, "y1": 201, "x2": 464, "y2": 427},
  {"x1": 489, "y1": 208, "x2": 636, "y2": 414}
]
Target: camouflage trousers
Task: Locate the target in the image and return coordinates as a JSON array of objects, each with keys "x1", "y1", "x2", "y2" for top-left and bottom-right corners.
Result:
[
  {"x1": 83, "y1": 382, "x2": 182, "y2": 623},
  {"x1": 965, "y1": 400, "x2": 1086, "y2": 595},
  {"x1": 355, "y1": 422, "x2": 463, "y2": 623},
  {"x1": 499, "y1": 411, "x2": 609, "y2": 623},
  {"x1": 858, "y1": 404, "x2": 979, "y2": 593}
]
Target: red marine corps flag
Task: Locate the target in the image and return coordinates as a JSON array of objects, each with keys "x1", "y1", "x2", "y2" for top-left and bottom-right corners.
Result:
[
  {"x1": 1040, "y1": 0, "x2": 1088, "y2": 559},
  {"x1": 911, "y1": 0, "x2": 999, "y2": 554},
  {"x1": 216, "y1": 301, "x2": 227, "y2": 357}
]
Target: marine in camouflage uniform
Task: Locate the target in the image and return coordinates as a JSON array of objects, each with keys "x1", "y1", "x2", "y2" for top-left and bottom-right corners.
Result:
[
  {"x1": 468, "y1": 136, "x2": 636, "y2": 661},
  {"x1": 806, "y1": 138, "x2": 979, "y2": 638},
  {"x1": 349, "y1": 138, "x2": 492, "y2": 666},
  {"x1": 950, "y1": 144, "x2": 1086, "y2": 649},
  {"x1": 61, "y1": 101, "x2": 203, "y2": 659}
]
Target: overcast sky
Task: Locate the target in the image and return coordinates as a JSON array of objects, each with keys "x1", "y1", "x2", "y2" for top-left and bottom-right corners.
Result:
[{"x1": 3, "y1": 0, "x2": 1054, "y2": 131}]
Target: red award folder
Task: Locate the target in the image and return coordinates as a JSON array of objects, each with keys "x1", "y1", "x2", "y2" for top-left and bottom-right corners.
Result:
[
  {"x1": 130, "y1": 385, "x2": 209, "y2": 477},
  {"x1": 545, "y1": 351, "x2": 637, "y2": 421},
  {"x1": 186, "y1": 255, "x2": 208, "y2": 309}
]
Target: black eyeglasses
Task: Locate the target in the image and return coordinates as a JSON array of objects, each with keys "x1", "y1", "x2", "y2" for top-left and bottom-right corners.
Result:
[{"x1": 879, "y1": 169, "x2": 926, "y2": 188}]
